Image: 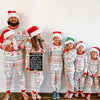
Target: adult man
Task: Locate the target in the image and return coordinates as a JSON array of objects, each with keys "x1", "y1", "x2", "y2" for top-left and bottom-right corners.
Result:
[{"x1": 0, "y1": 11, "x2": 29, "y2": 100}]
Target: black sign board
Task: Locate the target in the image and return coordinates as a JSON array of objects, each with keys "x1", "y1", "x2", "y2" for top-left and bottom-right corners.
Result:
[{"x1": 29, "y1": 51, "x2": 44, "y2": 71}]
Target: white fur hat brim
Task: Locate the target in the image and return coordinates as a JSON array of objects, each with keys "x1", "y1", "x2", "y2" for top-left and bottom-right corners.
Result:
[
  {"x1": 53, "y1": 34, "x2": 62, "y2": 40},
  {"x1": 4, "y1": 30, "x2": 15, "y2": 39},
  {"x1": 8, "y1": 13, "x2": 19, "y2": 19},
  {"x1": 76, "y1": 43, "x2": 85, "y2": 50},
  {"x1": 65, "y1": 40, "x2": 74, "y2": 45},
  {"x1": 31, "y1": 29, "x2": 41, "y2": 37}
]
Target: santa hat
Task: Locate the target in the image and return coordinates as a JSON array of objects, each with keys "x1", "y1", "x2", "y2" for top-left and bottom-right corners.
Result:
[
  {"x1": 90, "y1": 47, "x2": 100, "y2": 57},
  {"x1": 27, "y1": 26, "x2": 41, "y2": 38},
  {"x1": 0, "y1": 29, "x2": 15, "y2": 43},
  {"x1": 8, "y1": 10, "x2": 19, "y2": 19},
  {"x1": 65, "y1": 37, "x2": 75, "y2": 45},
  {"x1": 76, "y1": 41, "x2": 85, "y2": 50},
  {"x1": 53, "y1": 31, "x2": 62, "y2": 40}
]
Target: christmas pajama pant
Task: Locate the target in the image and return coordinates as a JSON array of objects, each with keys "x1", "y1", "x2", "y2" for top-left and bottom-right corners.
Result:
[
  {"x1": 74, "y1": 72, "x2": 85, "y2": 92},
  {"x1": 32, "y1": 72, "x2": 44, "y2": 93},
  {"x1": 4, "y1": 59, "x2": 25, "y2": 91},
  {"x1": 50, "y1": 66, "x2": 62, "y2": 92},
  {"x1": 65, "y1": 68, "x2": 74, "y2": 93},
  {"x1": 87, "y1": 76, "x2": 100, "y2": 94}
]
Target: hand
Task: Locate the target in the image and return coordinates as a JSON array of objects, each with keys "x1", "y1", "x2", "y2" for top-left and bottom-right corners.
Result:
[
  {"x1": 5, "y1": 44, "x2": 13, "y2": 52},
  {"x1": 83, "y1": 73, "x2": 87, "y2": 78},
  {"x1": 41, "y1": 50, "x2": 45, "y2": 53},
  {"x1": 91, "y1": 74, "x2": 94, "y2": 78},
  {"x1": 98, "y1": 76, "x2": 100, "y2": 79},
  {"x1": 18, "y1": 45, "x2": 22, "y2": 50},
  {"x1": 48, "y1": 56, "x2": 50, "y2": 63},
  {"x1": 26, "y1": 68, "x2": 30, "y2": 72}
]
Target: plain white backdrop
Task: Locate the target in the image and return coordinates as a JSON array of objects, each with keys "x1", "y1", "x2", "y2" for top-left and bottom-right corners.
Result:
[{"x1": 0, "y1": 0, "x2": 100, "y2": 93}]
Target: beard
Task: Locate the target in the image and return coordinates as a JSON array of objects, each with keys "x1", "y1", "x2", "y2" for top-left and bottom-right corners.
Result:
[{"x1": 7, "y1": 20, "x2": 19, "y2": 27}]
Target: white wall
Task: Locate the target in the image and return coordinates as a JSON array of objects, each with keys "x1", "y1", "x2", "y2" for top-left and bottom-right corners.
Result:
[{"x1": 0, "y1": 0, "x2": 100, "y2": 93}]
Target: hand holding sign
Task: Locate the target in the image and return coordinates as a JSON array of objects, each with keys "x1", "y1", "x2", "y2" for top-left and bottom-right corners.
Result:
[{"x1": 29, "y1": 51, "x2": 44, "y2": 72}]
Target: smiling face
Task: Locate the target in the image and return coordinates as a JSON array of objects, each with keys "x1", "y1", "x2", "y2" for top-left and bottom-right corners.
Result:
[
  {"x1": 53, "y1": 37, "x2": 61, "y2": 44},
  {"x1": 67, "y1": 42, "x2": 74, "y2": 50},
  {"x1": 77, "y1": 45, "x2": 84, "y2": 53},
  {"x1": 90, "y1": 51, "x2": 98, "y2": 59},
  {"x1": 8, "y1": 16, "x2": 19, "y2": 27}
]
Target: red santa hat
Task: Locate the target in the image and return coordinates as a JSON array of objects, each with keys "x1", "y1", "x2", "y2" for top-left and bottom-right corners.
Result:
[
  {"x1": 90, "y1": 47, "x2": 100, "y2": 57},
  {"x1": 27, "y1": 26, "x2": 41, "y2": 38},
  {"x1": 76, "y1": 41, "x2": 85, "y2": 50},
  {"x1": 0, "y1": 29, "x2": 15, "y2": 43},
  {"x1": 53, "y1": 31, "x2": 62, "y2": 40},
  {"x1": 8, "y1": 10, "x2": 19, "y2": 19}
]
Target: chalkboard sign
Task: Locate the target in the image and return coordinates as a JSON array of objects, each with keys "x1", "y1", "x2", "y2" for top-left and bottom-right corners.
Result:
[{"x1": 29, "y1": 51, "x2": 44, "y2": 71}]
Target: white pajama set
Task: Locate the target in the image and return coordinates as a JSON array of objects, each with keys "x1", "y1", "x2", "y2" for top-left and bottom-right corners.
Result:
[
  {"x1": 64, "y1": 49, "x2": 76, "y2": 93},
  {"x1": 48, "y1": 43, "x2": 63, "y2": 92},
  {"x1": 74, "y1": 53, "x2": 87, "y2": 92},
  {"x1": 0, "y1": 26, "x2": 28, "y2": 92},
  {"x1": 87, "y1": 57, "x2": 100, "y2": 95},
  {"x1": 25, "y1": 41, "x2": 46, "y2": 93}
]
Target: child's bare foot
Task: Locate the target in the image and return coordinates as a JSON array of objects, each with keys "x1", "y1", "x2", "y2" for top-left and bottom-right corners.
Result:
[
  {"x1": 97, "y1": 93, "x2": 100, "y2": 97},
  {"x1": 22, "y1": 92, "x2": 29, "y2": 100},
  {"x1": 86, "y1": 95, "x2": 90, "y2": 100},
  {"x1": 36, "y1": 93, "x2": 41, "y2": 100},
  {"x1": 31, "y1": 91, "x2": 37, "y2": 100},
  {"x1": 80, "y1": 91, "x2": 85, "y2": 97},
  {"x1": 75, "y1": 92, "x2": 79, "y2": 97},
  {"x1": 64, "y1": 92, "x2": 69, "y2": 98},
  {"x1": 68, "y1": 93, "x2": 73, "y2": 99},
  {"x1": 3, "y1": 93, "x2": 10, "y2": 100}
]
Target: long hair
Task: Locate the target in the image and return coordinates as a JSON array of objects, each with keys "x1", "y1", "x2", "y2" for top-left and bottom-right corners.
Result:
[{"x1": 31, "y1": 36, "x2": 44, "y2": 51}]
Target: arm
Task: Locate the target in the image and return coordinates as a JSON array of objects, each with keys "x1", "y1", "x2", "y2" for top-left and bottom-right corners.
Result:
[
  {"x1": 18, "y1": 30, "x2": 29, "y2": 50},
  {"x1": 83, "y1": 56, "x2": 88, "y2": 77},
  {"x1": 48, "y1": 47, "x2": 52, "y2": 63},
  {"x1": 87, "y1": 63, "x2": 94, "y2": 77},
  {"x1": 67, "y1": 49, "x2": 76, "y2": 62},
  {"x1": 97, "y1": 59, "x2": 100, "y2": 78},
  {"x1": 25, "y1": 41, "x2": 31, "y2": 71},
  {"x1": 41, "y1": 41, "x2": 47, "y2": 53}
]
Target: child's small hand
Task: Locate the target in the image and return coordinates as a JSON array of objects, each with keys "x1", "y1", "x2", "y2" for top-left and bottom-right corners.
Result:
[
  {"x1": 26, "y1": 68, "x2": 30, "y2": 72},
  {"x1": 41, "y1": 50, "x2": 45, "y2": 53},
  {"x1": 98, "y1": 76, "x2": 100, "y2": 79},
  {"x1": 91, "y1": 74, "x2": 94, "y2": 78},
  {"x1": 48, "y1": 56, "x2": 51, "y2": 63},
  {"x1": 83, "y1": 73, "x2": 87, "y2": 78},
  {"x1": 18, "y1": 45, "x2": 22, "y2": 50}
]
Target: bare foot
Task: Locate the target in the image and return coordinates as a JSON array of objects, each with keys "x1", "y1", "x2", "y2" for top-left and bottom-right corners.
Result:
[
  {"x1": 97, "y1": 93, "x2": 100, "y2": 97},
  {"x1": 64, "y1": 93, "x2": 69, "y2": 98},
  {"x1": 31, "y1": 92, "x2": 37, "y2": 100},
  {"x1": 36, "y1": 93, "x2": 41, "y2": 100},
  {"x1": 68, "y1": 93, "x2": 73, "y2": 99},
  {"x1": 22, "y1": 92, "x2": 29, "y2": 100},
  {"x1": 75, "y1": 92, "x2": 79, "y2": 97},
  {"x1": 86, "y1": 95, "x2": 90, "y2": 100},
  {"x1": 3, "y1": 93, "x2": 10, "y2": 100},
  {"x1": 80, "y1": 92, "x2": 85, "y2": 97}
]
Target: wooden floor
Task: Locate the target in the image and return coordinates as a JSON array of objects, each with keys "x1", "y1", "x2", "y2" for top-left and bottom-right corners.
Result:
[{"x1": 0, "y1": 93, "x2": 100, "y2": 100}]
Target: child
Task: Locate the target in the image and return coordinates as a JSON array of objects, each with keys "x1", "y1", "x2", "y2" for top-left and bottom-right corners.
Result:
[
  {"x1": 64, "y1": 37, "x2": 76, "y2": 99},
  {"x1": 26, "y1": 26, "x2": 46, "y2": 100},
  {"x1": 48, "y1": 31, "x2": 63, "y2": 99},
  {"x1": 0, "y1": 29, "x2": 21, "y2": 56},
  {"x1": 74, "y1": 41, "x2": 87, "y2": 97},
  {"x1": 86, "y1": 47, "x2": 100, "y2": 100}
]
